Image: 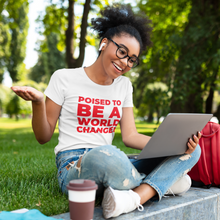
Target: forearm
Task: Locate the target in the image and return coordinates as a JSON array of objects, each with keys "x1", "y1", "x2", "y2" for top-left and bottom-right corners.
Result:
[
  {"x1": 11, "y1": 86, "x2": 58, "y2": 144},
  {"x1": 122, "y1": 132, "x2": 151, "y2": 150},
  {"x1": 32, "y1": 101, "x2": 53, "y2": 144}
]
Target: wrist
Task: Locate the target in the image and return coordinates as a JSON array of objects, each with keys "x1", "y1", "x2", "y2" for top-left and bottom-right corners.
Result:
[{"x1": 32, "y1": 98, "x2": 45, "y2": 106}]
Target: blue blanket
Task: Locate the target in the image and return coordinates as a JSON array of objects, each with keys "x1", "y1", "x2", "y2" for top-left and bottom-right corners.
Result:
[{"x1": 0, "y1": 209, "x2": 63, "y2": 220}]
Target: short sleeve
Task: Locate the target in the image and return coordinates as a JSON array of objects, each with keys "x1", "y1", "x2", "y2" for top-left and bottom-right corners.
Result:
[
  {"x1": 122, "y1": 79, "x2": 133, "y2": 108},
  {"x1": 44, "y1": 70, "x2": 66, "y2": 106}
]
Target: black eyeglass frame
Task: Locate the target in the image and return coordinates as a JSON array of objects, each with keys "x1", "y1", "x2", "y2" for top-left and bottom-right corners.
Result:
[{"x1": 107, "y1": 38, "x2": 139, "y2": 68}]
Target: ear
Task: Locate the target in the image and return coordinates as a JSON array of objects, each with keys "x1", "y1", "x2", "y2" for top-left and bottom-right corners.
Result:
[
  {"x1": 99, "y1": 43, "x2": 106, "y2": 51},
  {"x1": 98, "y1": 38, "x2": 108, "y2": 51}
]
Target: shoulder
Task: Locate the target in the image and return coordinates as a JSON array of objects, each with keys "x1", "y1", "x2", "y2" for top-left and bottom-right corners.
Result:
[
  {"x1": 115, "y1": 75, "x2": 132, "y2": 85},
  {"x1": 52, "y1": 67, "x2": 84, "y2": 78},
  {"x1": 49, "y1": 67, "x2": 84, "y2": 86},
  {"x1": 115, "y1": 76, "x2": 133, "y2": 90}
]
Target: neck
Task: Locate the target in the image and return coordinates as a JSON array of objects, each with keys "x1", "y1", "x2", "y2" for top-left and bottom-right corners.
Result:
[{"x1": 84, "y1": 59, "x2": 113, "y2": 85}]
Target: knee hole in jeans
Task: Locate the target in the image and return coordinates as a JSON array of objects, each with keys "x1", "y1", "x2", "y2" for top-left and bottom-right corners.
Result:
[{"x1": 77, "y1": 157, "x2": 83, "y2": 168}]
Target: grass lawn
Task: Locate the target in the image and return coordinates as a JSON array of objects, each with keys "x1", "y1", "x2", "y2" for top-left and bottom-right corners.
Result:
[{"x1": 0, "y1": 118, "x2": 158, "y2": 216}]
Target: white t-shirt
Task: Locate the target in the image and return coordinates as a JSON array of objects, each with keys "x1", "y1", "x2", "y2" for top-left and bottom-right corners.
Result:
[{"x1": 44, "y1": 67, "x2": 133, "y2": 155}]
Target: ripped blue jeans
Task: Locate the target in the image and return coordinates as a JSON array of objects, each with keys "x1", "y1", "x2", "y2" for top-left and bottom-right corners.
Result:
[{"x1": 56, "y1": 145, "x2": 201, "y2": 201}]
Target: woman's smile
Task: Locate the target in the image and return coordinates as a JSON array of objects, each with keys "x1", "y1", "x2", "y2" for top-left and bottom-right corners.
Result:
[{"x1": 112, "y1": 62, "x2": 123, "y2": 72}]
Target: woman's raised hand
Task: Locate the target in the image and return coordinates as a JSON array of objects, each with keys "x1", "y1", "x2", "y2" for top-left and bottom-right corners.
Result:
[
  {"x1": 185, "y1": 131, "x2": 202, "y2": 154},
  {"x1": 11, "y1": 86, "x2": 44, "y2": 103}
]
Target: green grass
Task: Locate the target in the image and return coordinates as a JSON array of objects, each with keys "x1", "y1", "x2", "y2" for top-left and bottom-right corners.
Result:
[{"x1": 0, "y1": 118, "x2": 157, "y2": 216}]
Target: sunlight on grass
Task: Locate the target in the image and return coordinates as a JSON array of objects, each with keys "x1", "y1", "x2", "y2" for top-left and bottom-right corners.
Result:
[{"x1": 0, "y1": 118, "x2": 32, "y2": 129}]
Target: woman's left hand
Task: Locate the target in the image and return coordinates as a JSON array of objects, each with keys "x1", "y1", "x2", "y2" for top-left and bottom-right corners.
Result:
[{"x1": 185, "y1": 131, "x2": 202, "y2": 154}]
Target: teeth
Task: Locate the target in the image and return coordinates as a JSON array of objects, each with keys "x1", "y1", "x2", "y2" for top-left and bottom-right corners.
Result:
[{"x1": 113, "y1": 63, "x2": 122, "y2": 71}]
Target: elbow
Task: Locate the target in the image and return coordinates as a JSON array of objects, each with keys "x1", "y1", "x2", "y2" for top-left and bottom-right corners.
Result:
[
  {"x1": 38, "y1": 140, "x2": 48, "y2": 145},
  {"x1": 34, "y1": 130, "x2": 53, "y2": 145},
  {"x1": 122, "y1": 136, "x2": 130, "y2": 147},
  {"x1": 122, "y1": 131, "x2": 139, "y2": 148},
  {"x1": 36, "y1": 136, "x2": 51, "y2": 145}
]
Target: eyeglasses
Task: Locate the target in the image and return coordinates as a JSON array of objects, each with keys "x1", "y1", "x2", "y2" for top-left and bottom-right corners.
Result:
[{"x1": 108, "y1": 38, "x2": 139, "y2": 68}]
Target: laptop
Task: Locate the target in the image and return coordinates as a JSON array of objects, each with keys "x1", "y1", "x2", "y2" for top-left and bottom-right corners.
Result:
[{"x1": 133, "y1": 113, "x2": 213, "y2": 160}]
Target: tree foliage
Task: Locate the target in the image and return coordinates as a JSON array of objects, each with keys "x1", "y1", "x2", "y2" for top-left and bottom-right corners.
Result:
[
  {"x1": 0, "y1": 5, "x2": 10, "y2": 83},
  {"x1": 0, "y1": 19, "x2": 10, "y2": 83},
  {"x1": 170, "y1": 0, "x2": 220, "y2": 113},
  {"x1": 136, "y1": 0, "x2": 220, "y2": 116},
  {"x1": 134, "y1": 0, "x2": 191, "y2": 107},
  {"x1": 0, "y1": 0, "x2": 29, "y2": 83},
  {"x1": 29, "y1": 32, "x2": 66, "y2": 84},
  {"x1": 37, "y1": 0, "x2": 112, "y2": 69},
  {"x1": 137, "y1": 82, "x2": 170, "y2": 123}
]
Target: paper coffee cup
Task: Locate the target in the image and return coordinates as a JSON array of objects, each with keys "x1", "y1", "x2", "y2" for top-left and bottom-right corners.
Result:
[{"x1": 67, "y1": 179, "x2": 98, "y2": 220}]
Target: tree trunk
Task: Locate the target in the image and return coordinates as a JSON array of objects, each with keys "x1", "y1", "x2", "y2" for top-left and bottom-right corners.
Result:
[
  {"x1": 0, "y1": 72, "x2": 4, "y2": 83},
  {"x1": 66, "y1": 0, "x2": 91, "y2": 68},
  {"x1": 156, "y1": 107, "x2": 160, "y2": 124},
  {"x1": 147, "y1": 109, "x2": 154, "y2": 123},
  {"x1": 66, "y1": 0, "x2": 74, "y2": 68},
  {"x1": 205, "y1": 86, "x2": 214, "y2": 113},
  {"x1": 205, "y1": 71, "x2": 218, "y2": 113},
  {"x1": 75, "y1": 0, "x2": 91, "y2": 67},
  {"x1": 214, "y1": 104, "x2": 220, "y2": 122}
]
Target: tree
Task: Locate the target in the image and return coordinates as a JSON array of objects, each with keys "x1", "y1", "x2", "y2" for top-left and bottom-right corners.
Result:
[
  {"x1": 6, "y1": 0, "x2": 29, "y2": 82},
  {"x1": 170, "y1": 0, "x2": 220, "y2": 113},
  {"x1": 29, "y1": 32, "x2": 66, "y2": 84},
  {"x1": 0, "y1": 4, "x2": 10, "y2": 83},
  {"x1": 137, "y1": 0, "x2": 220, "y2": 115},
  {"x1": 0, "y1": 0, "x2": 29, "y2": 83},
  {"x1": 6, "y1": 95, "x2": 21, "y2": 120},
  {"x1": 0, "y1": 19, "x2": 10, "y2": 83},
  {"x1": 134, "y1": 0, "x2": 191, "y2": 117},
  {"x1": 137, "y1": 82, "x2": 170, "y2": 123},
  {"x1": 38, "y1": 0, "x2": 111, "y2": 69}
]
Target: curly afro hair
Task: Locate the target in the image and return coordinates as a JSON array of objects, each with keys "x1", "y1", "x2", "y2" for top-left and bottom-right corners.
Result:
[{"x1": 91, "y1": 4, "x2": 152, "y2": 53}]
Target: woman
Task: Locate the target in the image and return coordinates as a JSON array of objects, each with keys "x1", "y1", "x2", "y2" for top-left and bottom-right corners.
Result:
[{"x1": 11, "y1": 4, "x2": 201, "y2": 219}]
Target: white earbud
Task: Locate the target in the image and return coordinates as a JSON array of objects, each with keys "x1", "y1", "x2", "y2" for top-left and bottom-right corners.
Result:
[{"x1": 99, "y1": 43, "x2": 106, "y2": 51}]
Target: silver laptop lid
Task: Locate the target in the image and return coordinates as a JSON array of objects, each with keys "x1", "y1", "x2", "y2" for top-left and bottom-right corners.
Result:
[{"x1": 137, "y1": 113, "x2": 213, "y2": 160}]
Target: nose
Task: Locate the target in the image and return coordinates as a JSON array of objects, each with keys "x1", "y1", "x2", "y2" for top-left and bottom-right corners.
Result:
[{"x1": 119, "y1": 56, "x2": 129, "y2": 67}]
